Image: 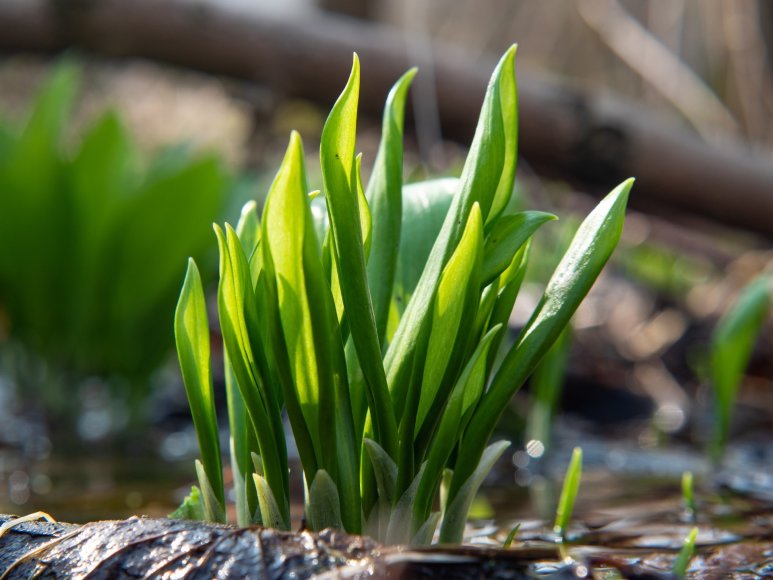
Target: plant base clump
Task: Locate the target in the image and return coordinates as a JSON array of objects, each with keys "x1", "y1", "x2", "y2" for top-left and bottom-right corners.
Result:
[{"x1": 174, "y1": 47, "x2": 632, "y2": 544}]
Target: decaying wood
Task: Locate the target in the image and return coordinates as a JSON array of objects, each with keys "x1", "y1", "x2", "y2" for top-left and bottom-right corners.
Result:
[
  {"x1": 1, "y1": 0, "x2": 773, "y2": 238},
  {"x1": 0, "y1": 514, "x2": 684, "y2": 579},
  {"x1": 0, "y1": 514, "x2": 543, "y2": 579}
]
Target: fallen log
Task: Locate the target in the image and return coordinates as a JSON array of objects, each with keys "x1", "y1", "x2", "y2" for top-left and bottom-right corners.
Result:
[
  {"x1": 1, "y1": 0, "x2": 772, "y2": 238},
  {"x1": 0, "y1": 514, "x2": 681, "y2": 579},
  {"x1": 0, "y1": 514, "x2": 543, "y2": 579}
]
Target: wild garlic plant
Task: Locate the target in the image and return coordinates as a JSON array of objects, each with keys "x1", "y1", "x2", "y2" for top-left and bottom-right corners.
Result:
[{"x1": 174, "y1": 47, "x2": 632, "y2": 544}]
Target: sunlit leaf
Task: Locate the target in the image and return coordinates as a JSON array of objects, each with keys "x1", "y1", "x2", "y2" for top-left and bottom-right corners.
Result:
[
  {"x1": 174, "y1": 260, "x2": 223, "y2": 506},
  {"x1": 307, "y1": 469, "x2": 344, "y2": 531},
  {"x1": 450, "y1": 179, "x2": 632, "y2": 503}
]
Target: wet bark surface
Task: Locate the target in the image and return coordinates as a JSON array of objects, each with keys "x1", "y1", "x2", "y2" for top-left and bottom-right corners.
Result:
[{"x1": 0, "y1": 514, "x2": 678, "y2": 579}]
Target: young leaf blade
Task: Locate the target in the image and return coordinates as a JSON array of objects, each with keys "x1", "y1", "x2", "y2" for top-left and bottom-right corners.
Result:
[
  {"x1": 415, "y1": 203, "x2": 484, "y2": 435},
  {"x1": 320, "y1": 53, "x2": 398, "y2": 460},
  {"x1": 366, "y1": 69, "x2": 417, "y2": 346},
  {"x1": 174, "y1": 259, "x2": 224, "y2": 507},
  {"x1": 450, "y1": 178, "x2": 632, "y2": 502},
  {"x1": 554, "y1": 447, "x2": 582, "y2": 540}
]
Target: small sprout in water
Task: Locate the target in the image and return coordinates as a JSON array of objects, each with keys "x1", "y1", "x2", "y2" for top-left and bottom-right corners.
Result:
[
  {"x1": 682, "y1": 471, "x2": 696, "y2": 522},
  {"x1": 672, "y1": 526, "x2": 698, "y2": 578},
  {"x1": 502, "y1": 522, "x2": 521, "y2": 549},
  {"x1": 554, "y1": 447, "x2": 582, "y2": 541}
]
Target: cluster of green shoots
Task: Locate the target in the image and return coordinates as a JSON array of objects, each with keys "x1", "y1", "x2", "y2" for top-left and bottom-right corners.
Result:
[
  {"x1": 0, "y1": 62, "x2": 226, "y2": 418},
  {"x1": 174, "y1": 47, "x2": 632, "y2": 544}
]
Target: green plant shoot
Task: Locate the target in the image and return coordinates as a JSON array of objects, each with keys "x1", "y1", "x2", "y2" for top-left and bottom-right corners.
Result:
[
  {"x1": 554, "y1": 447, "x2": 582, "y2": 541},
  {"x1": 681, "y1": 471, "x2": 696, "y2": 522},
  {"x1": 673, "y1": 526, "x2": 698, "y2": 578},
  {"x1": 175, "y1": 48, "x2": 631, "y2": 544},
  {"x1": 710, "y1": 275, "x2": 771, "y2": 461}
]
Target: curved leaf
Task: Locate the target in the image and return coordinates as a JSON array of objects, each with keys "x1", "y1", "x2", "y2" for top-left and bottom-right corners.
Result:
[
  {"x1": 366, "y1": 68, "x2": 417, "y2": 345},
  {"x1": 321, "y1": 54, "x2": 398, "y2": 461},
  {"x1": 174, "y1": 260, "x2": 223, "y2": 506},
  {"x1": 450, "y1": 178, "x2": 632, "y2": 505}
]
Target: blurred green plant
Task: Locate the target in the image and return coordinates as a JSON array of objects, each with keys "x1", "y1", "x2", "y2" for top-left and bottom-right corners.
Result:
[
  {"x1": 175, "y1": 48, "x2": 631, "y2": 544},
  {"x1": 673, "y1": 526, "x2": 699, "y2": 578},
  {"x1": 554, "y1": 447, "x2": 582, "y2": 542},
  {"x1": 709, "y1": 274, "x2": 771, "y2": 461},
  {"x1": 681, "y1": 470, "x2": 696, "y2": 522},
  {"x1": 0, "y1": 62, "x2": 227, "y2": 420}
]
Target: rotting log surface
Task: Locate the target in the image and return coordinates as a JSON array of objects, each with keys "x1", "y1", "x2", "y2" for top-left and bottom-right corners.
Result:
[
  {"x1": 1, "y1": 0, "x2": 773, "y2": 238},
  {"x1": 0, "y1": 515, "x2": 544, "y2": 579}
]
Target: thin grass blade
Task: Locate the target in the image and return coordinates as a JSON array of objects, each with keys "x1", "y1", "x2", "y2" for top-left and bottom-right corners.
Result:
[{"x1": 554, "y1": 447, "x2": 582, "y2": 540}]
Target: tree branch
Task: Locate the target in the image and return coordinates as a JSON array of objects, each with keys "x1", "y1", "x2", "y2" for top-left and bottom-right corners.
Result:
[{"x1": 2, "y1": 0, "x2": 773, "y2": 237}]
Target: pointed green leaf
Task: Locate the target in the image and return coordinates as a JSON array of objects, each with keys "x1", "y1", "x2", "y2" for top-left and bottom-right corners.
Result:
[
  {"x1": 174, "y1": 259, "x2": 224, "y2": 506},
  {"x1": 439, "y1": 441, "x2": 510, "y2": 543},
  {"x1": 263, "y1": 132, "x2": 359, "y2": 531},
  {"x1": 216, "y1": 224, "x2": 290, "y2": 526},
  {"x1": 307, "y1": 469, "x2": 344, "y2": 531},
  {"x1": 486, "y1": 45, "x2": 518, "y2": 226},
  {"x1": 673, "y1": 527, "x2": 699, "y2": 578},
  {"x1": 364, "y1": 438, "x2": 398, "y2": 505},
  {"x1": 386, "y1": 462, "x2": 427, "y2": 545},
  {"x1": 263, "y1": 132, "x2": 325, "y2": 451},
  {"x1": 451, "y1": 179, "x2": 632, "y2": 501},
  {"x1": 482, "y1": 211, "x2": 555, "y2": 285},
  {"x1": 411, "y1": 512, "x2": 441, "y2": 546},
  {"x1": 413, "y1": 325, "x2": 502, "y2": 525},
  {"x1": 554, "y1": 447, "x2": 583, "y2": 539},
  {"x1": 416, "y1": 203, "x2": 484, "y2": 434},
  {"x1": 196, "y1": 460, "x2": 226, "y2": 523},
  {"x1": 366, "y1": 69, "x2": 416, "y2": 345},
  {"x1": 321, "y1": 53, "x2": 398, "y2": 461},
  {"x1": 385, "y1": 47, "x2": 517, "y2": 425},
  {"x1": 253, "y1": 474, "x2": 288, "y2": 530}
]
